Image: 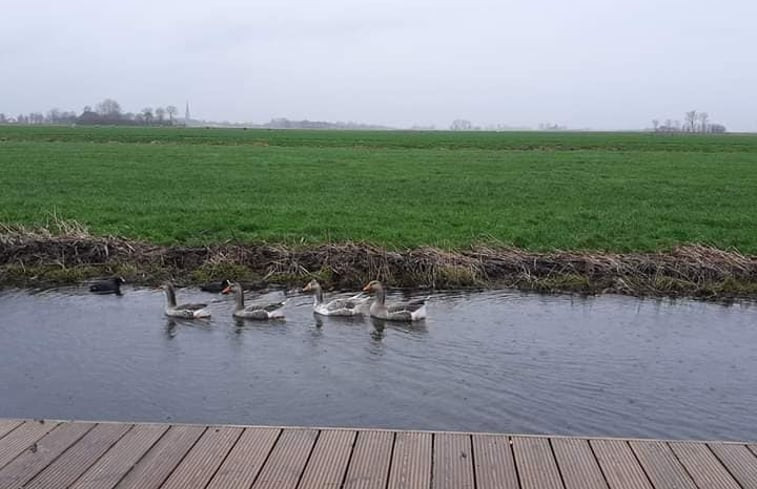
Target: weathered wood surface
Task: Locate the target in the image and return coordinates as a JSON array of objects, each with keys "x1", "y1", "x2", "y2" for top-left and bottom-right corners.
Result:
[{"x1": 0, "y1": 419, "x2": 754, "y2": 488}]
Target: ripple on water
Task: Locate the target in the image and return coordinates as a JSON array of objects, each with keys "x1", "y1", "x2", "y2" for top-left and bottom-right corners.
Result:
[{"x1": 0, "y1": 287, "x2": 756, "y2": 440}]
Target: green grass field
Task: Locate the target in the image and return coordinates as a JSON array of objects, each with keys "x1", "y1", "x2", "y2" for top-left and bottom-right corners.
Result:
[{"x1": 1, "y1": 126, "x2": 756, "y2": 252}]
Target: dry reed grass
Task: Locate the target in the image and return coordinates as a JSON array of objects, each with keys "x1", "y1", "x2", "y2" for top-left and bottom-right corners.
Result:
[{"x1": 1, "y1": 220, "x2": 755, "y2": 299}]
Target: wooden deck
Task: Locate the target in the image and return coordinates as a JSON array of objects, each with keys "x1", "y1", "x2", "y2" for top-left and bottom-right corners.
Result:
[{"x1": 0, "y1": 419, "x2": 756, "y2": 489}]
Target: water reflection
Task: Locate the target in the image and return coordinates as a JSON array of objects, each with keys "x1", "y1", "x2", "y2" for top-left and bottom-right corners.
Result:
[
  {"x1": 370, "y1": 317, "x2": 429, "y2": 339},
  {"x1": 164, "y1": 317, "x2": 213, "y2": 338}
]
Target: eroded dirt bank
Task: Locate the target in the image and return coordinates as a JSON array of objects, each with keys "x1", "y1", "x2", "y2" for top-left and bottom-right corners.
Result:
[{"x1": 1, "y1": 225, "x2": 755, "y2": 300}]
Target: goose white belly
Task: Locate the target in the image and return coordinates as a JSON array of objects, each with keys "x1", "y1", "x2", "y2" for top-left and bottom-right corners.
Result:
[
  {"x1": 165, "y1": 306, "x2": 211, "y2": 319},
  {"x1": 369, "y1": 298, "x2": 427, "y2": 321},
  {"x1": 313, "y1": 296, "x2": 368, "y2": 316},
  {"x1": 314, "y1": 301, "x2": 356, "y2": 316},
  {"x1": 234, "y1": 307, "x2": 284, "y2": 320}
]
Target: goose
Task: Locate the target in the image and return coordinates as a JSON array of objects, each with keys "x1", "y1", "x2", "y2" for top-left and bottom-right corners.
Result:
[
  {"x1": 162, "y1": 283, "x2": 211, "y2": 318},
  {"x1": 200, "y1": 279, "x2": 232, "y2": 294},
  {"x1": 222, "y1": 282, "x2": 285, "y2": 319},
  {"x1": 89, "y1": 276, "x2": 126, "y2": 295},
  {"x1": 302, "y1": 279, "x2": 368, "y2": 316},
  {"x1": 362, "y1": 280, "x2": 427, "y2": 321}
]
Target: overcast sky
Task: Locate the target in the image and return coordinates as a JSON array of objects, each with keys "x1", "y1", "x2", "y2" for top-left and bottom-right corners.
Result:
[{"x1": 2, "y1": 0, "x2": 756, "y2": 130}]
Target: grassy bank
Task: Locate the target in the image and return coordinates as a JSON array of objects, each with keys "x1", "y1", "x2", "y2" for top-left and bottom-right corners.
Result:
[
  {"x1": 1, "y1": 126, "x2": 756, "y2": 252},
  {"x1": 2, "y1": 223, "x2": 755, "y2": 299}
]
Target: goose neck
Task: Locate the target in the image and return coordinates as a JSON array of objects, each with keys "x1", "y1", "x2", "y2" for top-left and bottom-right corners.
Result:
[
  {"x1": 234, "y1": 287, "x2": 245, "y2": 311},
  {"x1": 374, "y1": 284, "x2": 386, "y2": 305},
  {"x1": 164, "y1": 286, "x2": 176, "y2": 308}
]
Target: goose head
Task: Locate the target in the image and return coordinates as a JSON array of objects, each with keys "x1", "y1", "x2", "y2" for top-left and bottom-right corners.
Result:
[
  {"x1": 221, "y1": 282, "x2": 242, "y2": 295},
  {"x1": 362, "y1": 280, "x2": 383, "y2": 293}
]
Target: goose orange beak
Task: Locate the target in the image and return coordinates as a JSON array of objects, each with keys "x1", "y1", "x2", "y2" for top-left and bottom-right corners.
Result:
[
  {"x1": 362, "y1": 284, "x2": 371, "y2": 292},
  {"x1": 221, "y1": 285, "x2": 232, "y2": 294}
]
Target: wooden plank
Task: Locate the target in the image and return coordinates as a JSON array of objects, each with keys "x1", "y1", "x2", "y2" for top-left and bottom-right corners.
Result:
[
  {"x1": 630, "y1": 440, "x2": 697, "y2": 489},
  {"x1": 0, "y1": 420, "x2": 23, "y2": 441},
  {"x1": 69, "y1": 423, "x2": 169, "y2": 489},
  {"x1": 298, "y1": 429, "x2": 356, "y2": 489},
  {"x1": 0, "y1": 420, "x2": 59, "y2": 470},
  {"x1": 387, "y1": 431, "x2": 432, "y2": 489},
  {"x1": 5, "y1": 417, "x2": 757, "y2": 489},
  {"x1": 590, "y1": 439, "x2": 653, "y2": 489},
  {"x1": 114, "y1": 424, "x2": 206, "y2": 489},
  {"x1": 552, "y1": 438, "x2": 608, "y2": 489},
  {"x1": 512, "y1": 436, "x2": 564, "y2": 489},
  {"x1": 433, "y1": 433, "x2": 474, "y2": 489},
  {"x1": 0, "y1": 422, "x2": 94, "y2": 489},
  {"x1": 251, "y1": 428, "x2": 318, "y2": 489},
  {"x1": 24, "y1": 422, "x2": 131, "y2": 489},
  {"x1": 669, "y1": 442, "x2": 741, "y2": 489},
  {"x1": 342, "y1": 430, "x2": 394, "y2": 489},
  {"x1": 709, "y1": 442, "x2": 757, "y2": 488},
  {"x1": 160, "y1": 426, "x2": 243, "y2": 489},
  {"x1": 472, "y1": 434, "x2": 519, "y2": 489},
  {"x1": 206, "y1": 427, "x2": 280, "y2": 489}
]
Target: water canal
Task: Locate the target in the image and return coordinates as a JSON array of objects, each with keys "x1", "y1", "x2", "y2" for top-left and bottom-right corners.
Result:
[{"x1": 1, "y1": 287, "x2": 755, "y2": 441}]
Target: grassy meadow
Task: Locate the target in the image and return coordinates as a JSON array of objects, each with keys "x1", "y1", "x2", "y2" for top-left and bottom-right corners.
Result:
[{"x1": 1, "y1": 126, "x2": 756, "y2": 252}]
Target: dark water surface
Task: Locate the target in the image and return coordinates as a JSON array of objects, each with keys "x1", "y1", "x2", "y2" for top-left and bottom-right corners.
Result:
[{"x1": 1, "y1": 287, "x2": 755, "y2": 441}]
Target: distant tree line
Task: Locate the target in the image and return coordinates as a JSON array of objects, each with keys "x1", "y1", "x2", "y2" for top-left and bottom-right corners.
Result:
[
  {"x1": 259, "y1": 118, "x2": 389, "y2": 130},
  {"x1": 450, "y1": 119, "x2": 561, "y2": 131},
  {"x1": 651, "y1": 110, "x2": 726, "y2": 134},
  {"x1": 0, "y1": 99, "x2": 181, "y2": 126}
]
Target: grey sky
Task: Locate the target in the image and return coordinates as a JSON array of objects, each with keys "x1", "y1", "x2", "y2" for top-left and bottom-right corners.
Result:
[{"x1": 3, "y1": 0, "x2": 756, "y2": 130}]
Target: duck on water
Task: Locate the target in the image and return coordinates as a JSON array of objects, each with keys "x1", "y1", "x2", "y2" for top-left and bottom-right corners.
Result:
[
  {"x1": 89, "y1": 277, "x2": 126, "y2": 295},
  {"x1": 199, "y1": 279, "x2": 231, "y2": 294}
]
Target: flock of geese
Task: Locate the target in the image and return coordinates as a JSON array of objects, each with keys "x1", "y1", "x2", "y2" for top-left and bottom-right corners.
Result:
[{"x1": 89, "y1": 277, "x2": 428, "y2": 322}]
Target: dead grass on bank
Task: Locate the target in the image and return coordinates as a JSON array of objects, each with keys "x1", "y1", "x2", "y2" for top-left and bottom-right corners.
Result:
[{"x1": 1, "y1": 221, "x2": 755, "y2": 300}]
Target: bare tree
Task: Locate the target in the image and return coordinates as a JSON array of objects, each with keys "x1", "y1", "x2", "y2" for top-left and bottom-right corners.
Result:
[
  {"x1": 166, "y1": 105, "x2": 178, "y2": 123},
  {"x1": 450, "y1": 119, "x2": 472, "y2": 131},
  {"x1": 685, "y1": 110, "x2": 697, "y2": 132},
  {"x1": 141, "y1": 108, "x2": 154, "y2": 125},
  {"x1": 698, "y1": 112, "x2": 709, "y2": 133},
  {"x1": 155, "y1": 107, "x2": 165, "y2": 123},
  {"x1": 96, "y1": 99, "x2": 122, "y2": 117},
  {"x1": 652, "y1": 119, "x2": 659, "y2": 132}
]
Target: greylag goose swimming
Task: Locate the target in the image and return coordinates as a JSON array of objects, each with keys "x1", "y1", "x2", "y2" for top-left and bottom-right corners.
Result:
[
  {"x1": 302, "y1": 279, "x2": 368, "y2": 316},
  {"x1": 162, "y1": 283, "x2": 211, "y2": 318},
  {"x1": 89, "y1": 277, "x2": 126, "y2": 295},
  {"x1": 222, "y1": 282, "x2": 285, "y2": 319},
  {"x1": 362, "y1": 280, "x2": 427, "y2": 321}
]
